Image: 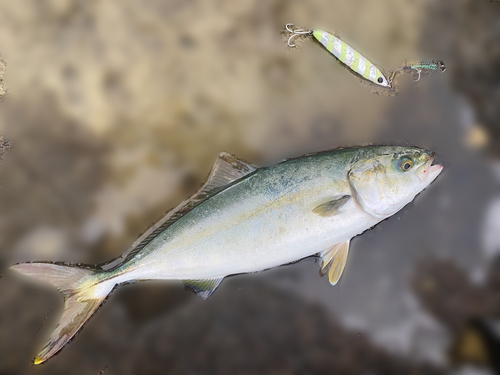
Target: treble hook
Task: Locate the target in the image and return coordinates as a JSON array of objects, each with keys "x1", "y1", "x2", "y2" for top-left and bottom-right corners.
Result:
[{"x1": 285, "y1": 23, "x2": 313, "y2": 48}]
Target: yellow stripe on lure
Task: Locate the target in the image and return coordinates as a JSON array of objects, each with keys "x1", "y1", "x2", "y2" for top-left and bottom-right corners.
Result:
[{"x1": 286, "y1": 24, "x2": 391, "y2": 88}]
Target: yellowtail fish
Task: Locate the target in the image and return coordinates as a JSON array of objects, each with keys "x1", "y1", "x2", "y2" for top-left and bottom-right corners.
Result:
[
  {"x1": 11, "y1": 146, "x2": 443, "y2": 364},
  {"x1": 286, "y1": 24, "x2": 391, "y2": 88}
]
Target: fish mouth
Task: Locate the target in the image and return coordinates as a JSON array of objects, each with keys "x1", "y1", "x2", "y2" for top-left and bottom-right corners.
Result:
[{"x1": 417, "y1": 152, "x2": 443, "y2": 183}]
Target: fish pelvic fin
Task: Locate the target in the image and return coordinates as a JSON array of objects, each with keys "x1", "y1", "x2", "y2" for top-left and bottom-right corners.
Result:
[
  {"x1": 10, "y1": 262, "x2": 115, "y2": 364},
  {"x1": 319, "y1": 240, "x2": 350, "y2": 285}
]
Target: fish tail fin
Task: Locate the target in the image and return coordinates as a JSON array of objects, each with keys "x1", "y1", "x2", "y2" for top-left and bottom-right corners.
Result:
[{"x1": 10, "y1": 262, "x2": 115, "y2": 364}]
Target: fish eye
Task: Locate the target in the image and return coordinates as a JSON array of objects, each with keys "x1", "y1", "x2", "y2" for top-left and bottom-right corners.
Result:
[
  {"x1": 399, "y1": 157, "x2": 414, "y2": 172},
  {"x1": 377, "y1": 77, "x2": 383, "y2": 83}
]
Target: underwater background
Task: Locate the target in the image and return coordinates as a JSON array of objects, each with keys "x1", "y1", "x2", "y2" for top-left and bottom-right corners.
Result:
[{"x1": 0, "y1": 0, "x2": 499, "y2": 374}]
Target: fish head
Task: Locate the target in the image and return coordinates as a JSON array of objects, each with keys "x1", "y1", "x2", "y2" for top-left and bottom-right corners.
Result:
[{"x1": 347, "y1": 147, "x2": 443, "y2": 219}]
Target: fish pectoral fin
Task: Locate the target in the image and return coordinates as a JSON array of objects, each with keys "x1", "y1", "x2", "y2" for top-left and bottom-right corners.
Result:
[
  {"x1": 319, "y1": 240, "x2": 350, "y2": 285},
  {"x1": 184, "y1": 277, "x2": 224, "y2": 299},
  {"x1": 312, "y1": 195, "x2": 351, "y2": 217}
]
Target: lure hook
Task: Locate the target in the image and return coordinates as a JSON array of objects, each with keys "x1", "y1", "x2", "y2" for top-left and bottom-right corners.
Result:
[
  {"x1": 389, "y1": 66, "x2": 421, "y2": 84},
  {"x1": 413, "y1": 67, "x2": 421, "y2": 82},
  {"x1": 285, "y1": 23, "x2": 313, "y2": 48}
]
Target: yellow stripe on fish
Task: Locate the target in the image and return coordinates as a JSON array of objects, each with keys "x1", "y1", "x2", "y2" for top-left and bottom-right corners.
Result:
[{"x1": 312, "y1": 30, "x2": 390, "y2": 88}]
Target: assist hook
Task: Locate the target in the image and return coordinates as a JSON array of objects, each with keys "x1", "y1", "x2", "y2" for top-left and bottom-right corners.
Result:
[{"x1": 389, "y1": 66, "x2": 422, "y2": 85}]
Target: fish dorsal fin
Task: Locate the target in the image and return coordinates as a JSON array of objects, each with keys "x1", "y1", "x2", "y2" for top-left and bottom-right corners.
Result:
[
  {"x1": 184, "y1": 277, "x2": 224, "y2": 299},
  {"x1": 319, "y1": 240, "x2": 350, "y2": 285},
  {"x1": 312, "y1": 195, "x2": 351, "y2": 217},
  {"x1": 204, "y1": 152, "x2": 257, "y2": 190},
  {"x1": 102, "y1": 153, "x2": 257, "y2": 271}
]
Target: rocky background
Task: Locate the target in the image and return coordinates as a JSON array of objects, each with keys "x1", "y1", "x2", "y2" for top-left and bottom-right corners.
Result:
[{"x1": 0, "y1": 0, "x2": 499, "y2": 374}]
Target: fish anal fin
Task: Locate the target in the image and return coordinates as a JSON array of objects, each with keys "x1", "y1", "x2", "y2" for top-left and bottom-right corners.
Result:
[
  {"x1": 312, "y1": 195, "x2": 351, "y2": 217},
  {"x1": 319, "y1": 240, "x2": 350, "y2": 285},
  {"x1": 184, "y1": 277, "x2": 224, "y2": 299}
]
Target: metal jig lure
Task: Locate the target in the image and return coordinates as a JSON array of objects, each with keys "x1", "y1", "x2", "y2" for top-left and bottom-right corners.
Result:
[{"x1": 286, "y1": 23, "x2": 391, "y2": 88}]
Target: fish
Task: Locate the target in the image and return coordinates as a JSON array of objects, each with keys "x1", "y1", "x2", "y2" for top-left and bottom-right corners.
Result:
[
  {"x1": 311, "y1": 30, "x2": 391, "y2": 88},
  {"x1": 10, "y1": 145, "x2": 443, "y2": 364}
]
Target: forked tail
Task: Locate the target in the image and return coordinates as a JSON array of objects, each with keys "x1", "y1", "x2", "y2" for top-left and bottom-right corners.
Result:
[{"x1": 10, "y1": 263, "x2": 115, "y2": 364}]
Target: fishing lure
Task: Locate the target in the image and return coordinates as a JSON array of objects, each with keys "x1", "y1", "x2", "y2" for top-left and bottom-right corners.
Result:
[
  {"x1": 410, "y1": 60, "x2": 446, "y2": 73},
  {"x1": 286, "y1": 24, "x2": 446, "y2": 89},
  {"x1": 286, "y1": 24, "x2": 391, "y2": 88},
  {"x1": 389, "y1": 60, "x2": 446, "y2": 83}
]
